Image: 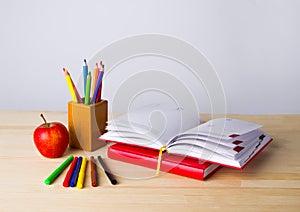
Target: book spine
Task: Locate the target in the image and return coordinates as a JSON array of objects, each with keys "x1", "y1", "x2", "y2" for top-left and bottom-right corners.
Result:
[{"x1": 108, "y1": 146, "x2": 208, "y2": 180}]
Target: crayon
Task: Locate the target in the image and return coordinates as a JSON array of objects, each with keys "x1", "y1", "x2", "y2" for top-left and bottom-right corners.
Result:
[
  {"x1": 97, "y1": 155, "x2": 117, "y2": 185},
  {"x1": 76, "y1": 158, "x2": 87, "y2": 189},
  {"x1": 70, "y1": 156, "x2": 82, "y2": 187},
  {"x1": 44, "y1": 155, "x2": 74, "y2": 185},
  {"x1": 63, "y1": 156, "x2": 78, "y2": 187}
]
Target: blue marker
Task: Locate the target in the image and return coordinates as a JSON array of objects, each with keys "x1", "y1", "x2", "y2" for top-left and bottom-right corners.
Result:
[{"x1": 70, "y1": 156, "x2": 82, "y2": 187}]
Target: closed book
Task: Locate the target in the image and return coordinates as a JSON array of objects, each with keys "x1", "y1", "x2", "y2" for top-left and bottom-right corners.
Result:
[{"x1": 108, "y1": 143, "x2": 220, "y2": 180}]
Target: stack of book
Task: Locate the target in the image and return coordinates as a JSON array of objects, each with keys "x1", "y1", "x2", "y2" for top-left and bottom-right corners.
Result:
[{"x1": 99, "y1": 104, "x2": 272, "y2": 180}]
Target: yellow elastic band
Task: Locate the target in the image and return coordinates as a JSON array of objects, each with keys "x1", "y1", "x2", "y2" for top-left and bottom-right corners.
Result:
[{"x1": 156, "y1": 146, "x2": 168, "y2": 176}]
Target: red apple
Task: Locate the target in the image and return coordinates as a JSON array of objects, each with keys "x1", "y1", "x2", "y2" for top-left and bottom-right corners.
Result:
[{"x1": 33, "y1": 114, "x2": 69, "y2": 158}]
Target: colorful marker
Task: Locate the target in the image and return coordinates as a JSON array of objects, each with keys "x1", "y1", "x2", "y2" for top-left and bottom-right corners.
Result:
[
  {"x1": 70, "y1": 156, "x2": 82, "y2": 187},
  {"x1": 63, "y1": 156, "x2": 78, "y2": 187},
  {"x1": 76, "y1": 157, "x2": 87, "y2": 189},
  {"x1": 90, "y1": 156, "x2": 97, "y2": 187},
  {"x1": 97, "y1": 155, "x2": 117, "y2": 185},
  {"x1": 44, "y1": 155, "x2": 74, "y2": 185}
]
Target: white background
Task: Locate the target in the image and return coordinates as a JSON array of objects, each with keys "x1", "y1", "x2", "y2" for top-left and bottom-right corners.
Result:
[{"x1": 0, "y1": 0, "x2": 299, "y2": 114}]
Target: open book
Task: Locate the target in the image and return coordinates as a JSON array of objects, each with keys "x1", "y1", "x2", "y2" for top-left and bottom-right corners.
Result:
[{"x1": 99, "y1": 104, "x2": 272, "y2": 169}]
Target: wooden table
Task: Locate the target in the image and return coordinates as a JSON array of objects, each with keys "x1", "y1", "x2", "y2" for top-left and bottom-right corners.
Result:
[{"x1": 0, "y1": 111, "x2": 299, "y2": 211}]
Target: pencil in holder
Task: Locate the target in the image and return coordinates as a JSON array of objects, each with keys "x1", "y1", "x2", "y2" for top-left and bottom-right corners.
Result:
[{"x1": 68, "y1": 100, "x2": 108, "y2": 152}]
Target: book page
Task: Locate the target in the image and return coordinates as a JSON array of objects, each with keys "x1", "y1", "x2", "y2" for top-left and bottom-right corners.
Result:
[
  {"x1": 170, "y1": 129, "x2": 261, "y2": 148},
  {"x1": 172, "y1": 118, "x2": 261, "y2": 142},
  {"x1": 168, "y1": 130, "x2": 271, "y2": 168},
  {"x1": 100, "y1": 130, "x2": 161, "y2": 149},
  {"x1": 104, "y1": 103, "x2": 200, "y2": 147}
]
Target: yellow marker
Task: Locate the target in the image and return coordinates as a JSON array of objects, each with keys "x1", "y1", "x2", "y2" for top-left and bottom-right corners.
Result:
[{"x1": 76, "y1": 157, "x2": 87, "y2": 189}]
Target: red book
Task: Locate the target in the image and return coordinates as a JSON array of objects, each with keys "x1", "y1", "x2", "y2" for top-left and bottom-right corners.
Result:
[{"x1": 108, "y1": 143, "x2": 220, "y2": 180}]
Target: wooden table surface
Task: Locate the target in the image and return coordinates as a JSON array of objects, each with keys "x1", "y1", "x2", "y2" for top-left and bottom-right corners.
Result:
[{"x1": 0, "y1": 111, "x2": 299, "y2": 211}]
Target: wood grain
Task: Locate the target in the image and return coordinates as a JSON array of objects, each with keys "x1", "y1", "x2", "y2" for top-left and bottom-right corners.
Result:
[{"x1": 0, "y1": 111, "x2": 299, "y2": 211}]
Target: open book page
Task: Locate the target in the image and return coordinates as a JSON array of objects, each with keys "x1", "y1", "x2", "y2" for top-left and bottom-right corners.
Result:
[
  {"x1": 168, "y1": 129, "x2": 263, "y2": 159},
  {"x1": 168, "y1": 118, "x2": 262, "y2": 145},
  {"x1": 100, "y1": 130, "x2": 159, "y2": 149},
  {"x1": 101, "y1": 103, "x2": 200, "y2": 149},
  {"x1": 168, "y1": 131, "x2": 271, "y2": 168},
  {"x1": 169, "y1": 128, "x2": 260, "y2": 148}
]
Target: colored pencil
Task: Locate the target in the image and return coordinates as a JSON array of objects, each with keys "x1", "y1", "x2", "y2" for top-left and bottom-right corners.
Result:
[
  {"x1": 91, "y1": 70, "x2": 104, "y2": 104},
  {"x1": 83, "y1": 59, "x2": 88, "y2": 95},
  {"x1": 95, "y1": 64, "x2": 104, "y2": 103},
  {"x1": 63, "y1": 156, "x2": 78, "y2": 187},
  {"x1": 64, "y1": 70, "x2": 78, "y2": 103},
  {"x1": 63, "y1": 68, "x2": 82, "y2": 103},
  {"x1": 84, "y1": 72, "x2": 91, "y2": 105},
  {"x1": 90, "y1": 156, "x2": 97, "y2": 187},
  {"x1": 91, "y1": 63, "x2": 100, "y2": 97},
  {"x1": 70, "y1": 156, "x2": 82, "y2": 187},
  {"x1": 44, "y1": 155, "x2": 74, "y2": 185},
  {"x1": 97, "y1": 155, "x2": 117, "y2": 185},
  {"x1": 76, "y1": 158, "x2": 87, "y2": 189}
]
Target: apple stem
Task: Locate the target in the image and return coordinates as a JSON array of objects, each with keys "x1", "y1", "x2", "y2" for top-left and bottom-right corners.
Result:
[{"x1": 40, "y1": 114, "x2": 49, "y2": 127}]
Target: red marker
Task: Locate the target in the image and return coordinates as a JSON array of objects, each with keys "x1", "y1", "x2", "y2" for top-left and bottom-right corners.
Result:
[{"x1": 63, "y1": 156, "x2": 78, "y2": 187}]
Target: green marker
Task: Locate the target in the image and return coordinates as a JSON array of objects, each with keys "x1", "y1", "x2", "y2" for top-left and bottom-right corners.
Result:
[{"x1": 44, "y1": 155, "x2": 74, "y2": 185}]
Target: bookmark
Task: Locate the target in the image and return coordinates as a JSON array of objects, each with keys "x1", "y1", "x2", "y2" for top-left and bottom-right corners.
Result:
[{"x1": 156, "y1": 146, "x2": 168, "y2": 176}]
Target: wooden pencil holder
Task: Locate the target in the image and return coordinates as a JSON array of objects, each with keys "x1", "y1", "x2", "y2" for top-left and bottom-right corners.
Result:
[{"x1": 68, "y1": 100, "x2": 108, "y2": 152}]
